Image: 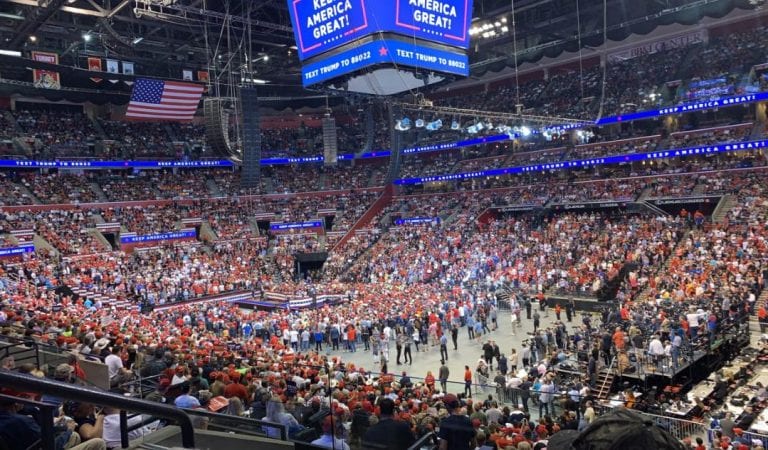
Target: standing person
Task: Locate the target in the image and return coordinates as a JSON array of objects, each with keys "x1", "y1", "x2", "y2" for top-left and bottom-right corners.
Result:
[
  {"x1": 566, "y1": 298, "x2": 575, "y2": 323},
  {"x1": 362, "y1": 324, "x2": 371, "y2": 351},
  {"x1": 438, "y1": 394, "x2": 476, "y2": 450},
  {"x1": 509, "y1": 348, "x2": 519, "y2": 372},
  {"x1": 498, "y1": 353, "x2": 508, "y2": 376},
  {"x1": 403, "y1": 334, "x2": 413, "y2": 365},
  {"x1": 538, "y1": 379, "x2": 554, "y2": 418},
  {"x1": 464, "y1": 366, "x2": 473, "y2": 398},
  {"x1": 314, "y1": 328, "x2": 324, "y2": 352},
  {"x1": 533, "y1": 311, "x2": 541, "y2": 333},
  {"x1": 519, "y1": 377, "x2": 532, "y2": 413},
  {"x1": 330, "y1": 325, "x2": 340, "y2": 351},
  {"x1": 348, "y1": 325, "x2": 357, "y2": 353},
  {"x1": 440, "y1": 333, "x2": 449, "y2": 362},
  {"x1": 396, "y1": 332, "x2": 404, "y2": 365},
  {"x1": 520, "y1": 345, "x2": 530, "y2": 369},
  {"x1": 555, "y1": 304, "x2": 562, "y2": 321},
  {"x1": 510, "y1": 310, "x2": 517, "y2": 336},
  {"x1": 439, "y1": 361, "x2": 450, "y2": 394},
  {"x1": 482, "y1": 340, "x2": 494, "y2": 371},
  {"x1": 525, "y1": 296, "x2": 532, "y2": 320},
  {"x1": 362, "y1": 398, "x2": 416, "y2": 450},
  {"x1": 451, "y1": 324, "x2": 459, "y2": 351}
]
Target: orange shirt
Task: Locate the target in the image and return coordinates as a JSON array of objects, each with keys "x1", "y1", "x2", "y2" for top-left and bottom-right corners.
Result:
[
  {"x1": 612, "y1": 330, "x2": 626, "y2": 349},
  {"x1": 464, "y1": 369, "x2": 472, "y2": 382}
]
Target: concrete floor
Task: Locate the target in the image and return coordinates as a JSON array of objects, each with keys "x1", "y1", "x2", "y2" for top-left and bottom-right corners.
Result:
[{"x1": 320, "y1": 308, "x2": 578, "y2": 394}]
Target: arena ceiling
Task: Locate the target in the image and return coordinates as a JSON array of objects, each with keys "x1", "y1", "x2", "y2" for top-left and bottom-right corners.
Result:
[{"x1": 0, "y1": 0, "x2": 761, "y2": 100}]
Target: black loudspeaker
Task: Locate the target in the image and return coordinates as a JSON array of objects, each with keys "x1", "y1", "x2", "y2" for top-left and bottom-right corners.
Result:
[
  {"x1": 204, "y1": 98, "x2": 234, "y2": 158},
  {"x1": 322, "y1": 117, "x2": 337, "y2": 166},
  {"x1": 240, "y1": 87, "x2": 261, "y2": 189}
]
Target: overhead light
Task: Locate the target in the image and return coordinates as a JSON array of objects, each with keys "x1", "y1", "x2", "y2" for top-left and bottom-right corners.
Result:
[
  {"x1": 395, "y1": 117, "x2": 412, "y2": 131},
  {"x1": 67, "y1": 0, "x2": 76, "y2": 3},
  {"x1": 501, "y1": 17, "x2": 507, "y2": 23},
  {"x1": 415, "y1": 119, "x2": 425, "y2": 128},
  {"x1": 132, "y1": 37, "x2": 144, "y2": 45},
  {"x1": 426, "y1": 119, "x2": 442, "y2": 131},
  {"x1": 28, "y1": 35, "x2": 36, "y2": 42},
  {"x1": 289, "y1": 45, "x2": 298, "y2": 50},
  {"x1": 0, "y1": 12, "x2": 24, "y2": 20},
  {"x1": 0, "y1": 49, "x2": 22, "y2": 57},
  {"x1": 520, "y1": 126, "x2": 531, "y2": 137},
  {"x1": 501, "y1": 26, "x2": 509, "y2": 32},
  {"x1": 82, "y1": 33, "x2": 92, "y2": 42},
  {"x1": 241, "y1": 77, "x2": 269, "y2": 84}
]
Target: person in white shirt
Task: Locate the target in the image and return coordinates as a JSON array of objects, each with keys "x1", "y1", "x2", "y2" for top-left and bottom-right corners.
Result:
[
  {"x1": 686, "y1": 308, "x2": 703, "y2": 339},
  {"x1": 104, "y1": 345, "x2": 132, "y2": 388},
  {"x1": 102, "y1": 407, "x2": 159, "y2": 448},
  {"x1": 648, "y1": 334, "x2": 665, "y2": 371}
]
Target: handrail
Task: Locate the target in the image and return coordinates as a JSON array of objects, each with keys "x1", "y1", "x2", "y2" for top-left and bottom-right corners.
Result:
[
  {"x1": 0, "y1": 392, "x2": 59, "y2": 450},
  {"x1": 179, "y1": 406, "x2": 288, "y2": 441},
  {"x1": 408, "y1": 431, "x2": 438, "y2": 450},
  {"x1": 0, "y1": 370, "x2": 196, "y2": 448}
]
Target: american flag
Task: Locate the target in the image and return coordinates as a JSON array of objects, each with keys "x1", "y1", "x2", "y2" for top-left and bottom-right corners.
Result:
[{"x1": 125, "y1": 78, "x2": 204, "y2": 121}]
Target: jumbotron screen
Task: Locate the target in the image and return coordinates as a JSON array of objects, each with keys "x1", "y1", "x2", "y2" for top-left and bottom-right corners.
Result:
[{"x1": 288, "y1": 0, "x2": 474, "y2": 61}]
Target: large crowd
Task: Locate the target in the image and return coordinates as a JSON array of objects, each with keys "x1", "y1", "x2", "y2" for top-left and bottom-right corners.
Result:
[{"x1": 3, "y1": 17, "x2": 768, "y2": 450}]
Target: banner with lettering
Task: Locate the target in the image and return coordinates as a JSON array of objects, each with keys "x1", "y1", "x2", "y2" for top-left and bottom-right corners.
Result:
[
  {"x1": 182, "y1": 70, "x2": 193, "y2": 81},
  {"x1": 607, "y1": 29, "x2": 707, "y2": 63},
  {"x1": 88, "y1": 57, "x2": 102, "y2": 83},
  {"x1": 31, "y1": 51, "x2": 61, "y2": 89}
]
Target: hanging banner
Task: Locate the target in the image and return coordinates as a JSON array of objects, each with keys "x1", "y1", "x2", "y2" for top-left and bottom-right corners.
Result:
[
  {"x1": 31, "y1": 51, "x2": 61, "y2": 89},
  {"x1": 197, "y1": 71, "x2": 209, "y2": 82},
  {"x1": 182, "y1": 70, "x2": 193, "y2": 81},
  {"x1": 87, "y1": 57, "x2": 102, "y2": 83},
  {"x1": 122, "y1": 61, "x2": 134, "y2": 75},
  {"x1": 106, "y1": 59, "x2": 119, "y2": 73}
]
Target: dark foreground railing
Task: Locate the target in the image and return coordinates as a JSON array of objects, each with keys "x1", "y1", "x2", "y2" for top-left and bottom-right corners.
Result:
[{"x1": 0, "y1": 369, "x2": 196, "y2": 448}]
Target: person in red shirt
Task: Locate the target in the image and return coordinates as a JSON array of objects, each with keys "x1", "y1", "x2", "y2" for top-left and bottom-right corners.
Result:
[
  {"x1": 464, "y1": 366, "x2": 472, "y2": 398},
  {"x1": 758, "y1": 304, "x2": 767, "y2": 333},
  {"x1": 612, "y1": 327, "x2": 626, "y2": 352},
  {"x1": 223, "y1": 373, "x2": 249, "y2": 403}
]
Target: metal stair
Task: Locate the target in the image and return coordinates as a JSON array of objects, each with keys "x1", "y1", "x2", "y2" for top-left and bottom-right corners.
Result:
[
  {"x1": 596, "y1": 357, "x2": 616, "y2": 400},
  {"x1": 205, "y1": 178, "x2": 224, "y2": 197},
  {"x1": 88, "y1": 182, "x2": 109, "y2": 202},
  {"x1": 711, "y1": 195, "x2": 737, "y2": 224}
]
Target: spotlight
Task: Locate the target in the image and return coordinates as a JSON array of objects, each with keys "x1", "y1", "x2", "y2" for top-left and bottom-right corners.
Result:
[
  {"x1": 395, "y1": 117, "x2": 412, "y2": 131},
  {"x1": 82, "y1": 33, "x2": 92, "y2": 42},
  {"x1": 520, "y1": 126, "x2": 531, "y2": 137},
  {"x1": 415, "y1": 119, "x2": 425, "y2": 128},
  {"x1": 426, "y1": 119, "x2": 443, "y2": 131},
  {"x1": 451, "y1": 120, "x2": 460, "y2": 130},
  {"x1": 132, "y1": 37, "x2": 144, "y2": 45}
]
